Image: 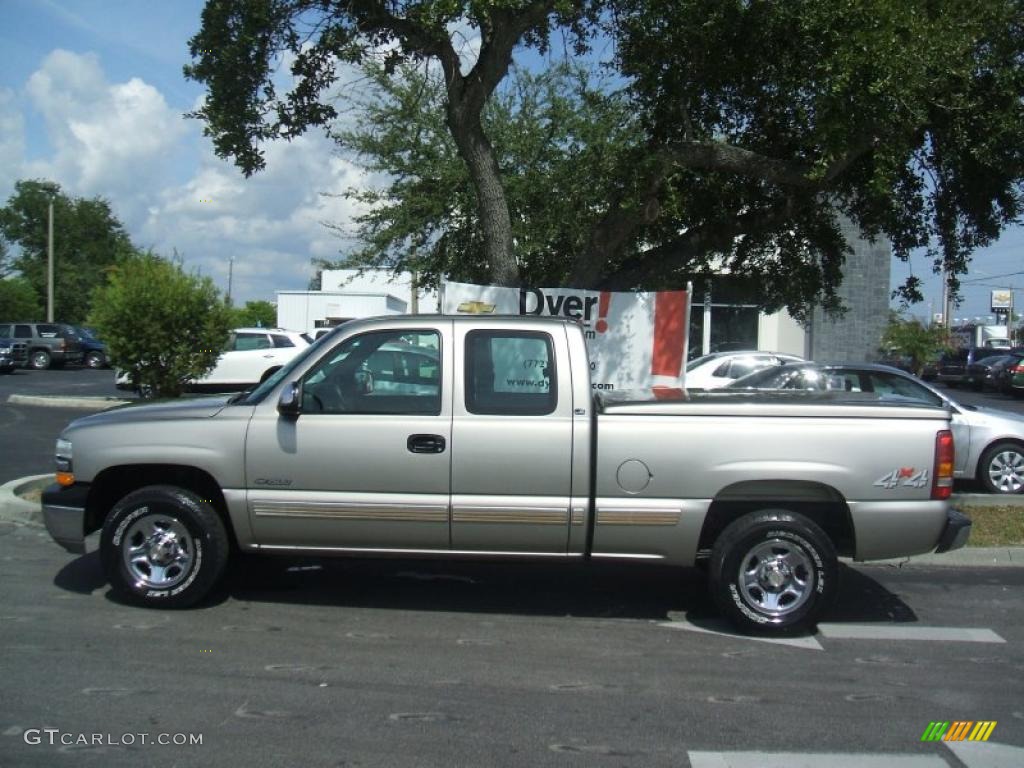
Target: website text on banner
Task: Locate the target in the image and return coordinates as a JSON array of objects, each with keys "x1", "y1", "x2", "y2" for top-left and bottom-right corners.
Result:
[{"x1": 442, "y1": 281, "x2": 691, "y2": 391}]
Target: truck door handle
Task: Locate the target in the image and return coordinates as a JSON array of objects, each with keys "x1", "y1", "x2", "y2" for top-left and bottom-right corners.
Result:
[{"x1": 407, "y1": 434, "x2": 446, "y2": 454}]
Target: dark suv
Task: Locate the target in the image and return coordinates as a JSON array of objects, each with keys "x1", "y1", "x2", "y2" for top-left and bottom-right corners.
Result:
[
  {"x1": 0, "y1": 322, "x2": 85, "y2": 369},
  {"x1": 935, "y1": 347, "x2": 988, "y2": 387}
]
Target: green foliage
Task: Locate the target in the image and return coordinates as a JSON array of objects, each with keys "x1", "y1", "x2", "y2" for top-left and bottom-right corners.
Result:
[
  {"x1": 188, "y1": 0, "x2": 1024, "y2": 320},
  {"x1": 0, "y1": 277, "x2": 43, "y2": 319},
  {"x1": 229, "y1": 299, "x2": 277, "y2": 328},
  {"x1": 880, "y1": 312, "x2": 948, "y2": 375},
  {"x1": 616, "y1": 0, "x2": 1024, "y2": 311},
  {"x1": 321, "y1": 61, "x2": 640, "y2": 290},
  {"x1": 89, "y1": 253, "x2": 233, "y2": 398},
  {"x1": 0, "y1": 180, "x2": 136, "y2": 323}
]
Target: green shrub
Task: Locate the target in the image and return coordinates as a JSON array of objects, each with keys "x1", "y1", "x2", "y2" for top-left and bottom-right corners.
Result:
[{"x1": 89, "y1": 252, "x2": 232, "y2": 398}]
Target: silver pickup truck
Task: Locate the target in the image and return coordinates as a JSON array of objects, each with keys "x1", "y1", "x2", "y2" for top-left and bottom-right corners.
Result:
[{"x1": 42, "y1": 315, "x2": 970, "y2": 633}]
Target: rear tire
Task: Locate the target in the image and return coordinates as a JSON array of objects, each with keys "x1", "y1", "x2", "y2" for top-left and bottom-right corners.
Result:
[
  {"x1": 709, "y1": 510, "x2": 837, "y2": 635},
  {"x1": 100, "y1": 485, "x2": 230, "y2": 608}
]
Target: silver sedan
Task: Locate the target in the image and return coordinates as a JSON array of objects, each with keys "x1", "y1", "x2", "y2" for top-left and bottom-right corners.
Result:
[{"x1": 729, "y1": 362, "x2": 1024, "y2": 494}]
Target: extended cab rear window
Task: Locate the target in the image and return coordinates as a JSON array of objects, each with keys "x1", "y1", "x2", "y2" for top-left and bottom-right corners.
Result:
[{"x1": 465, "y1": 330, "x2": 556, "y2": 416}]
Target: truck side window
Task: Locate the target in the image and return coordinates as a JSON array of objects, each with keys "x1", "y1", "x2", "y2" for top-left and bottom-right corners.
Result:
[
  {"x1": 465, "y1": 331, "x2": 556, "y2": 415},
  {"x1": 301, "y1": 330, "x2": 441, "y2": 415}
]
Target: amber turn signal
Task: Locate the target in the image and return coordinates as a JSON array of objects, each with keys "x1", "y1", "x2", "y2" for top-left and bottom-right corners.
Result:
[{"x1": 56, "y1": 472, "x2": 75, "y2": 487}]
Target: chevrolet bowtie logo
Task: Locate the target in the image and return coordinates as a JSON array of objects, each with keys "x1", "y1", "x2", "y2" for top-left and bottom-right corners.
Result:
[{"x1": 457, "y1": 301, "x2": 496, "y2": 314}]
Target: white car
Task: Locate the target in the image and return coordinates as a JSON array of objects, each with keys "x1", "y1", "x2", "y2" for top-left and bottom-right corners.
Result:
[
  {"x1": 685, "y1": 350, "x2": 805, "y2": 389},
  {"x1": 116, "y1": 328, "x2": 310, "y2": 393},
  {"x1": 197, "y1": 328, "x2": 310, "y2": 390}
]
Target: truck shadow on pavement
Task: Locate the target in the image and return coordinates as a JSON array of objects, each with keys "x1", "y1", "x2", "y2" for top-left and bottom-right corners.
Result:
[{"x1": 52, "y1": 551, "x2": 916, "y2": 625}]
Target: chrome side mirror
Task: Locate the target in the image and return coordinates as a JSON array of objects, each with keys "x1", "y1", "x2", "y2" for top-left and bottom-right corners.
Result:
[{"x1": 277, "y1": 381, "x2": 301, "y2": 418}]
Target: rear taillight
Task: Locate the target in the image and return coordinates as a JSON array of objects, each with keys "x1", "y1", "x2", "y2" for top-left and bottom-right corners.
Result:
[
  {"x1": 1014, "y1": 364, "x2": 1024, "y2": 374},
  {"x1": 932, "y1": 430, "x2": 954, "y2": 500}
]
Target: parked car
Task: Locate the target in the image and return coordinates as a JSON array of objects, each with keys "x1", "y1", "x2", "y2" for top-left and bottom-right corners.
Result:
[
  {"x1": 70, "y1": 326, "x2": 109, "y2": 369},
  {"x1": 0, "y1": 338, "x2": 28, "y2": 372},
  {"x1": 0, "y1": 322, "x2": 85, "y2": 369},
  {"x1": 935, "y1": 347, "x2": 990, "y2": 387},
  {"x1": 116, "y1": 327, "x2": 310, "y2": 393},
  {"x1": 684, "y1": 350, "x2": 804, "y2": 389},
  {"x1": 965, "y1": 353, "x2": 1017, "y2": 391},
  {"x1": 730, "y1": 361, "x2": 1024, "y2": 494},
  {"x1": 992, "y1": 354, "x2": 1024, "y2": 394}
]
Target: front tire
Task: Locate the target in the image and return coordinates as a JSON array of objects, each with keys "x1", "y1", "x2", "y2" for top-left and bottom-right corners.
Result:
[
  {"x1": 979, "y1": 442, "x2": 1024, "y2": 494},
  {"x1": 85, "y1": 351, "x2": 106, "y2": 369},
  {"x1": 709, "y1": 510, "x2": 837, "y2": 635},
  {"x1": 100, "y1": 485, "x2": 230, "y2": 608},
  {"x1": 30, "y1": 349, "x2": 51, "y2": 369}
]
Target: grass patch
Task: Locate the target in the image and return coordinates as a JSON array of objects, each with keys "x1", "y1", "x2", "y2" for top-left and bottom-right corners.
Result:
[{"x1": 960, "y1": 504, "x2": 1024, "y2": 547}]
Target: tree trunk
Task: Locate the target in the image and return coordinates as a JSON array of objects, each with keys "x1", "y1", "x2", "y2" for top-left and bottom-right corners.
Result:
[{"x1": 448, "y1": 110, "x2": 519, "y2": 286}]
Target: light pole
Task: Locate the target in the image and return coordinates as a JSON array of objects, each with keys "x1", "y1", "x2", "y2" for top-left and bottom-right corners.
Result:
[
  {"x1": 226, "y1": 255, "x2": 234, "y2": 305},
  {"x1": 47, "y1": 197, "x2": 54, "y2": 322}
]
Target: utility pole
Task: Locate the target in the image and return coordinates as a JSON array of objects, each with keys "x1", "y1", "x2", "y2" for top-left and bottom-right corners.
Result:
[
  {"x1": 47, "y1": 198, "x2": 54, "y2": 322},
  {"x1": 226, "y1": 255, "x2": 234, "y2": 305}
]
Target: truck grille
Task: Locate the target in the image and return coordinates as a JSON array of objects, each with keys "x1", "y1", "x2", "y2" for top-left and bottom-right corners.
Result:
[{"x1": 7, "y1": 342, "x2": 28, "y2": 365}]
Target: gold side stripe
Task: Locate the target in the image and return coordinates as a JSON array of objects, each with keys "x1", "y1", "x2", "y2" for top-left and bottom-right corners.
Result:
[
  {"x1": 452, "y1": 509, "x2": 568, "y2": 525},
  {"x1": 571, "y1": 509, "x2": 585, "y2": 525},
  {"x1": 253, "y1": 503, "x2": 448, "y2": 523},
  {"x1": 597, "y1": 511, "x2": 681, "y2": 526},
  {"x1": 453, "y1": 515, "x2": 567, "y2": 525}
]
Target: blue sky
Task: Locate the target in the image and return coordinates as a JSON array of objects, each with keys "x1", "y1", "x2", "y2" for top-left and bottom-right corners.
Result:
[{"x1": 1, "y1": 0, "x2": 1021, "y2": 318}]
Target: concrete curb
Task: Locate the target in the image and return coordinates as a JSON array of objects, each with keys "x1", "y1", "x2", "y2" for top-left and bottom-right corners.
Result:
[
  {"x1": 956, "y1": 493, "x2": 1024, "y2": 508},
  {"x1": 865, "y1": 548, "x2": 1023, "y2": 568},
  {"x1": 7, "y1": 394, "x2": 130, "y2": 410},
  {"x1": 0, "y1": 474, "x2": 49, "y2": 526}
]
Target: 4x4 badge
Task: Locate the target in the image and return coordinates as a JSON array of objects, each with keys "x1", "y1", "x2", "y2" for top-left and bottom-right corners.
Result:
[{"x1": 874, "y1": 467, "x2": 929, "y2": 490}]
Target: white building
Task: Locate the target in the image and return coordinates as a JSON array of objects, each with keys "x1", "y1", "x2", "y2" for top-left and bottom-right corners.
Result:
[
  {"x1": 276, "y1": 269, "x2": 439, "y2": 334},
  {"x1": 278, "y1": 223, "x2": 889, "y2": 363}
]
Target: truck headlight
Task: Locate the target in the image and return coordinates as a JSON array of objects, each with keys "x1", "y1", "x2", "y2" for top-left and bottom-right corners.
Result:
[{"x1": 55, "y1": 438, "x2": 74, "y2": 485}]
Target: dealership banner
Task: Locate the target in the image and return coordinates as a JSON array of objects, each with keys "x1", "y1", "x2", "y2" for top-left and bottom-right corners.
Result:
[{"x1": 442, "y1": 281, "x2": 691, "y2": 391}]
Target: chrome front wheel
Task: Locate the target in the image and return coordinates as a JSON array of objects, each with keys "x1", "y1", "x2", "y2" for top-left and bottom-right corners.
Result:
[
  {"x1": 101, "y1": 485, "x2": 229, "y2": 607},
  {"x1": 122, "y1": 512, "x2": 196, "y2": 590}
]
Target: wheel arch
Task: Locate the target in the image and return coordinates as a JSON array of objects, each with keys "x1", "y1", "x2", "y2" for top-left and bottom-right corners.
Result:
[
  {"x1": 86, "y1": 464, "x2": 237, "y2": 549},
  {"x1": 698, "y1": 479, "x2": 855, "y2": 559}
]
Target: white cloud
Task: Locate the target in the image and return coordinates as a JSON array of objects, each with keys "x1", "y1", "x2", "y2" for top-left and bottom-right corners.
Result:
[
  {"x1": 12, "y1": 48, "x2": 373, "y2": 307},
  {"x1": 25, "y1": 50, "x2": 187, "y2": 203},
  {"x1": 142, "y1": 130, "x2": 371, "y2": 303}
]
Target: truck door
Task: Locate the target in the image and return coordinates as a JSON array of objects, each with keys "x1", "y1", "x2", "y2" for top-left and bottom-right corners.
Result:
[
  {"x1": 244, "y1": 324, "x2": 452, "y2": 550},
  {"x1": 450, "y1": 325, "x2": 574, "y2": 553}
]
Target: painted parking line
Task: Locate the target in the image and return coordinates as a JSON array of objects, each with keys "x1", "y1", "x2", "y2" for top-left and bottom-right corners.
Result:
[
  {"x1": 944, "y1": 740, "x2": 1024, "y2": 768},
  {"x1": 688, "y1": 751, "x2": 946, "y2": 767},
  {"x1": 658, "y1": 616, "x2": 824, "y2": 650},
  {"x1": 817, "y1": 624, "x2": 1006, "y2": 643}
]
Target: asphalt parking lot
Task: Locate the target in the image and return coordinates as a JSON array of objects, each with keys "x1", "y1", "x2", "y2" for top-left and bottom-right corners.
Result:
[{"x1": 2, "y1": 365, "x2": 1024, "y2": 765}]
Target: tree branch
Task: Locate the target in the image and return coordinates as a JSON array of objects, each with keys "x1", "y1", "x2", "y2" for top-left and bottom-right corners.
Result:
[{"x1": 670, "y1": 137, "x2": 877, "y2": 188}]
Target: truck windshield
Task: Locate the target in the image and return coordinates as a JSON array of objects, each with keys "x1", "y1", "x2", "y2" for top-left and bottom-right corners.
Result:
[{"x1": 231, "y1": 331, "x2": 336, "y2": 406}]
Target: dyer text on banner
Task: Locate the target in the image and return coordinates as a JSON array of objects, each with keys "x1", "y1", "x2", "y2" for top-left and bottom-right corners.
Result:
[{"x1": 442, "y1": 281, "x2": 691, "y2": 391}]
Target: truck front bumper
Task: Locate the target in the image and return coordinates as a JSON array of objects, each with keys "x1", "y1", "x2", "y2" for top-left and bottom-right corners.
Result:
[
  {"x1": 41, "y1": 482, "x2": 91, "y2": 554},
  {"x1": 935, "y1": 508, "x2": 972, "y2": 553}
]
